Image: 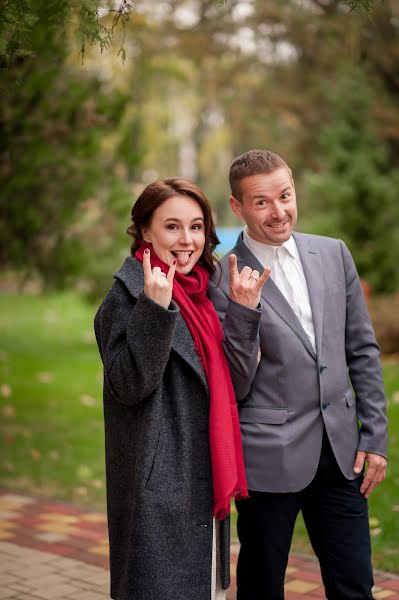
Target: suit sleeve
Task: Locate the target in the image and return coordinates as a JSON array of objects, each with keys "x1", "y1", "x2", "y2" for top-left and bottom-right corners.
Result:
[
  {"x1": 208, "y1": 265, "x2": 261, "y2": 401},
  {"x1": 94, "y1": 286, "x2": 179, "y2": 406},
  {"x1": 341, "y1": 241, "x2": 388, "y2": 458}
]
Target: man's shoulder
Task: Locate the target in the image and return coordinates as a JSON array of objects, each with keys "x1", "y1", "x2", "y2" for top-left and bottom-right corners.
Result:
[{"x1": 294, "y1": 231, "x2": 343, "y2": 252}]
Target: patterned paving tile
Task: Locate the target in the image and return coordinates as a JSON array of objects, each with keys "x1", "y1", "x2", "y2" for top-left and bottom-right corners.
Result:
[{"x1": 1, "y1": 490, "x2": 399, "y2": 600}]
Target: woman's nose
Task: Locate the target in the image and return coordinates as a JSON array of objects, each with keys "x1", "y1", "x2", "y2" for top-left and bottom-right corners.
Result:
[{"x1": 179, "y1": 229, "x2": 193, "y2": 244}]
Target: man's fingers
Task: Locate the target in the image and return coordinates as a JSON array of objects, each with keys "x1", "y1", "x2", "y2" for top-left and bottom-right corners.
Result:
[
  {"x1": 229, "y1": 254, "x2": 239, "y2": 283},
  {"x1": 258, "y1": 266, "x2": 272, "y2": 288},
  {"x1": 353, "y1": 451, "x2": 366, "y2": 475},
  {"x1": 143, "y1": 248, "x2": 152, "y2": 280},
  {"x1": 167, "y1": 259, "x2": 177, "y2": 283},
  {"x1": 358, "y1": 453, "x2": 387, "y2": 497}
]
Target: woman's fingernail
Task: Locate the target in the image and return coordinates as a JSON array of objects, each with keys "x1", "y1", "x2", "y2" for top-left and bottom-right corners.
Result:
[
  {"x1": 145, "y1": 248, "x2": 150, "y2": 254},
  {"x1": 172, "y1": 259, "x2": 177, "y2": 265}
]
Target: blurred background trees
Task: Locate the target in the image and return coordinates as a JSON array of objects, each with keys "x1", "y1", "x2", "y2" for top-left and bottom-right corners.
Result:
[{"x1": 1, "y1": 0, "x2": 398, "y2": 297}]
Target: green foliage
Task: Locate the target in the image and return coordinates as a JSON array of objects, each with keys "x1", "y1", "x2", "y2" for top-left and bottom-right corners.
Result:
[
  {"x1": 304, "y1": 69, "x2": 399, "y2": 293},
  {"x1": 0, "y1": 0, "x2": 132, "y2": 65}
]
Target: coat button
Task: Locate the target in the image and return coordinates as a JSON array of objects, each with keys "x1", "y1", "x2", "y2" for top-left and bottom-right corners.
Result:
[
  {"x1": 319, "y1": 365, "x2": 327, "y2": 373},
  {"x1": 321, "y1": 403, "x2": 330, "y2": 411}
]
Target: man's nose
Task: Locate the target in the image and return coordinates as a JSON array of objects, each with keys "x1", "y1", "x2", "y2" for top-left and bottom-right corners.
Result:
[{"x1": 271, "y1": 202, "x2": 285, "y2": 220}]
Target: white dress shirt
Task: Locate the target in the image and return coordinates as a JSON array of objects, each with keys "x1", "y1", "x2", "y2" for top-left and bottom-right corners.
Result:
[{"x1": 243, "y1": 229, "x2": 316, "y2": 352}]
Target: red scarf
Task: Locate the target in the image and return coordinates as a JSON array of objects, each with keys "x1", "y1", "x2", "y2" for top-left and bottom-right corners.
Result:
[{"x1": 135, "y1": 243, "x2": 248, "y2": 519}]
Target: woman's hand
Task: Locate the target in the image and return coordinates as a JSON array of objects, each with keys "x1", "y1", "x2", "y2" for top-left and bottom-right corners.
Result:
[
  {"x1": 143, "y1": 248, "x2": 177, "y2": 308},
  {"x1": 229, "y1": 254, "x2": 271, "y2": 309}
]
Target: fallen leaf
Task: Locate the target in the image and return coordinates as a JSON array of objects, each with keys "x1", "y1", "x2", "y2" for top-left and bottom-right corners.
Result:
[
  {"x1": 392, "y1": 391, "x2": 399, "y2": 404},
  {"x1": 82, "y1": 331, "x2": 95, "y2": 344},
  {"x1": 370, "y1": 528, "x2": 382, "y2": 537},
  {"x1": 3, "y1": 461, "x2": 14, "y2": 471},
  {"x1": 49, "y1": 450, "x2": 60, "y2": 460},
  {"x1": 392, "y1": 505, "x2": 399, "y2": 512},
  {"x1": 30, "y1": 448, "x2": 41, "y2": 460},
  {"x1": 77, "y1": 464, "x2": 93, "y2": 480},
  {"x1": 2, "y1": 405, "x2": 15, "y2": 417},
  {"x1": 43, "y1": 310, "x2": 58, "y2": 323},
  {"x1": 80, "y1": 394, "x2": 96, "y2": 407},
  {"x1": 369, "y1": 517, "x2": 380, "y2": 527},
  {"x1": 91, "y1": 479, "x2": 103, "y2": 489},
  {"x1": 1, "y1": 384, "x2": 12, "y2": 397},
  {"x1": 37, "y1": 372, "x2": 55, "y2": 384}
]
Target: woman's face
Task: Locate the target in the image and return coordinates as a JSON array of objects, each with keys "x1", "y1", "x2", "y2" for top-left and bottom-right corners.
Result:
[{"x1": 142, "y1": 195, "x2": 206, "y2": 275}]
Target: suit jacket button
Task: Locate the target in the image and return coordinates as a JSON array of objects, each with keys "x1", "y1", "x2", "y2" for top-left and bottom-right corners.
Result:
[{"x1": 319, "y1": 365, "x2": 327, "y2": 373}]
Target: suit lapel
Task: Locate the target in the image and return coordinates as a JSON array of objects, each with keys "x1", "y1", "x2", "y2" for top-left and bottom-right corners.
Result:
[
  {"x1": 233, "y1": 235, "x2": 317, "y2": 360},
  {"x1": 115, "y1": 257, "x2": 208, "y2": 391},
  {"x1": 293, "y1": 232, "x2": 324, "y2": 358}
]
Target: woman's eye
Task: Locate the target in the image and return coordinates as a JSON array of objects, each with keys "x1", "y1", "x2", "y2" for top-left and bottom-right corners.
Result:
[
  {"x1": 166, "y1": 224, "x2": 178, "y2": 230},
  {"x1": 192, "y1": 224, "x2": 203, "y2": 230}
]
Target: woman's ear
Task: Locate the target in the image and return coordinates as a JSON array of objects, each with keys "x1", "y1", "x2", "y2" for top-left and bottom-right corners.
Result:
[{"x1": 141, "y1": 229, "x2": 151, "y2": 243}]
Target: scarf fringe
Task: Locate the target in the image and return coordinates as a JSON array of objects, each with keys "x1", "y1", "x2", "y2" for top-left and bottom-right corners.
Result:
[{"x1": 214, "y1": 488, "x2": 250, "y2": 521}]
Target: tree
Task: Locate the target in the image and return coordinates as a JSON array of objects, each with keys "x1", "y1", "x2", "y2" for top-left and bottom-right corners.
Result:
[
  {"x1": 304, "y1": 69, "x2": 399, "y2": 293},
  {"x1": 0, "y1": 1, "x2": 134, "y2": 290}
]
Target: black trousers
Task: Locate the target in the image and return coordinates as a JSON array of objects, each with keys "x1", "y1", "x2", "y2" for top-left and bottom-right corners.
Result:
[{"x1": 236, "y1": 433, "x2": 374, "y2": 600}]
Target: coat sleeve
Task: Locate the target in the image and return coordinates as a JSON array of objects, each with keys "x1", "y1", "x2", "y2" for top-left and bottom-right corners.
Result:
[
  {"x1": 95, "y1": 286, "x2": 179, "y2": 406},
  {"x1": 208, "y1": 265, "x2": 261, "y2": 402},
  {"x1": 341, "y1": 240, "x2": 388, "y2": 458}
]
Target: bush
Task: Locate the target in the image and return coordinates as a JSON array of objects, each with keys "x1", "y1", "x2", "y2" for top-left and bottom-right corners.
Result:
[{"x1": 369, "y1": 294, "x2": 399, "y2": 355}]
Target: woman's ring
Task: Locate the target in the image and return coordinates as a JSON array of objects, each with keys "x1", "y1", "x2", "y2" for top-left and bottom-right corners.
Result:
[{"x1": 249, "y1": 274, "x2": 258, "y2": 281}]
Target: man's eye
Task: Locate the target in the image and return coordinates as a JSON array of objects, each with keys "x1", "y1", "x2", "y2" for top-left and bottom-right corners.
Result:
[{"x1": 281, "y1": 194, "x2": 290, "y2": 200}]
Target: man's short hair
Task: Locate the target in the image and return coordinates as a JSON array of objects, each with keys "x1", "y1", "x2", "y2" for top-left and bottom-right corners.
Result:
[{"x1": 229, "y1": 150, "x2": 292, "y2": 201}]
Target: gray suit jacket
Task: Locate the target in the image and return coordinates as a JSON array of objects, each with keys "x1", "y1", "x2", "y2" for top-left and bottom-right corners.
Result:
[{"x1": 208, "y1": 232, "x2": 388, "y2": 493}]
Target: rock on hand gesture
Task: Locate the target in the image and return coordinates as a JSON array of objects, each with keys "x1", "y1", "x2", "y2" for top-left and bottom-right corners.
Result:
[
  {"x1": 229, "y1": 254, "x2": 271, "y2": 310},
  {"x1": 143, "y1": 248, "x2": 177, "y2": 309}
]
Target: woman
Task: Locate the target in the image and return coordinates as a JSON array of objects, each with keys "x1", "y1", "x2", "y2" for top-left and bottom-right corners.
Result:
[{"x1": 94, "y1": 178, "x2": 249, "y2": 600}]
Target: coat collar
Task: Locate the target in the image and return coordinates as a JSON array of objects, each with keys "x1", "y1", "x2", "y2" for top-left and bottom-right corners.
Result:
[
  {"x1": 114, "y1": 257, "x2": 208, "y2": 391},
  {"x1": 231, "y1": 233, "x2": 320, "y2": 360}
]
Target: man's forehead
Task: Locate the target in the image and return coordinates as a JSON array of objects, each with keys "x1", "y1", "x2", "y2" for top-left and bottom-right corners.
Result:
[{"x1": 241, "y1": 170, "x2": 293, "y2": 196}]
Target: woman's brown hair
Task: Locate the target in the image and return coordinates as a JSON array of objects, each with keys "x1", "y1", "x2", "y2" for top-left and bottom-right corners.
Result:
[{"x1": 127, "y1": 177, "x2": 219, "y2": 274}]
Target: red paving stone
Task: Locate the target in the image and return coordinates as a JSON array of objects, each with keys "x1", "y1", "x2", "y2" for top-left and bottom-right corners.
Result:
[{"x1": 1, "y1": 490, "x2": 398, "y2": 599}]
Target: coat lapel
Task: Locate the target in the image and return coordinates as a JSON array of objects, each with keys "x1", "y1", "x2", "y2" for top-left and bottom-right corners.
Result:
[
  {"x1": 233, "y1": 235, "x2": 317, "y2": 360},
  {"x1": 293, "y1": 232, "x2": 324, "y2": 358},
  {"x1": 115, "y1": 257, "x2": 208, "y2": 391}
]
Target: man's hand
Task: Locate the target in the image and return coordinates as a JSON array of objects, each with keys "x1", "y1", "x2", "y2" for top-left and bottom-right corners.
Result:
[
  {"x1": 353, "y1": 451, "x2": 387, "y2": 498},
  {"x1": 229, "y1": 254, "x2": 271, "y2": 309}
]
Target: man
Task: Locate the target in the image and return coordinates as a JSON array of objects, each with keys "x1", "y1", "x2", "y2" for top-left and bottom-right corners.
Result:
[{"x1": 208, "y1": 150, "x2": 388, "y2": 600}]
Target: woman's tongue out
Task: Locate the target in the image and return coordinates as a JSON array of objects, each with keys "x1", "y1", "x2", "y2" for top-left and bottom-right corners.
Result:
[{"x1": 173, "y1": 251, "x2": 191, "y2": 267}]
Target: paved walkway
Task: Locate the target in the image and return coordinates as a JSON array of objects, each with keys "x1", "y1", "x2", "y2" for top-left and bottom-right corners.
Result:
[{"x1": 1, "y1": 491, "x2": 399, "y2": 599}]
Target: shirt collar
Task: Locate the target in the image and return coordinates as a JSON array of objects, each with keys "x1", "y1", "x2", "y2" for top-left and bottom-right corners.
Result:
[{"x1": 243, "y1": 228, "x2": 299, "y2": 263}]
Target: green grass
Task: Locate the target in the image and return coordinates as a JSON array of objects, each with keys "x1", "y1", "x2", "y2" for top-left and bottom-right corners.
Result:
[
  {"x1": 0, "y1": 293, "x2": 105, "y2": 509},
  {"x1": 1, "y1": 293, "x2": 399, "y2": 572}
]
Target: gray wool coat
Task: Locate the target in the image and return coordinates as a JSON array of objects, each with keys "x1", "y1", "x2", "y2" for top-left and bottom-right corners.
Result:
[{"x1": 94, "y1": 256, "x2": 230, "y2": 600}]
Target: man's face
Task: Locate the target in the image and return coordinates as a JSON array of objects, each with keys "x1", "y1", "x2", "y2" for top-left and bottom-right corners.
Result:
[{"x1": 230, "y1": 168, "x2": 297, "y2": 246}]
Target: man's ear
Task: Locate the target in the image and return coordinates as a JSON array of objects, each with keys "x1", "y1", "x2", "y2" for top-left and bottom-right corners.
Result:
[{"x1": 229, "y1": 195, "x2": 242, "y2": 219}]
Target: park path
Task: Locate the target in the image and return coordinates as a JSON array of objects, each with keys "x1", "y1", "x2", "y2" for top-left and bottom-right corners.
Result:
[{"x1": 1, "y1": 490, "x2": 399, "y2": 599}]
